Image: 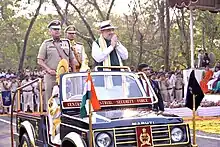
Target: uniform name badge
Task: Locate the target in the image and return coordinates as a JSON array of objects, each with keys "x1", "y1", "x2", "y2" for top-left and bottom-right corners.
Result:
[
  {"x1": 136, "y1": 126, "x2": 153, "y2": 147},
  {"x1": 61, "y1": 42, "x2": 69, "y2": 49}
]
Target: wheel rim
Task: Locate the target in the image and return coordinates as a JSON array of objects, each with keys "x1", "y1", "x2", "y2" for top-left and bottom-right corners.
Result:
[{"x1": 22, "y1": 141, "x2": 28, "y2": 147}]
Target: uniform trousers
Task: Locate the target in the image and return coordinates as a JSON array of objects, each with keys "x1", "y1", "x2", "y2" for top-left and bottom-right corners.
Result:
[
  {"x1": 160, "y1": 90, "x2": 169, "y2": 102},
  {"x1": 167, "y1": 88, "x2": 174, "y2": 102},
  {"x1": 44, "y1": 74, "x2": 56, "y2": 110},
  {"x1": 175, "y1": 89, "x2": 182, "y2": 101},
  {"x1": 12, "y1": 92, "x2": 17, "y2": 111},
  {"x1": 36, "y1": 91, "x2": 45, "y2": 112},
  {"x1": 23, "y1": 91, "x2": 33, "y2": 111}
]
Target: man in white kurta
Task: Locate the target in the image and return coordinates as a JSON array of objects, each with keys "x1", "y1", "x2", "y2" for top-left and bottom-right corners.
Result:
[{"x1": 92, "y1": 20, "x2": 128, "y2": 69}]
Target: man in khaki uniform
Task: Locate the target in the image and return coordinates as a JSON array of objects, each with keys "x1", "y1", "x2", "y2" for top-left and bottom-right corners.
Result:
[
  {"x1": 37, "y1": 20, "x2": 76, "y2": 110},
  {"x1": 64, "y1": 25, "x2": 89, "y2": 72},
  {"x1": 175, "y1": 73, "x2": 184, "y2": 102},
  {"x1": 158, "y1": 73, "x2": 169, "y2": 103}
]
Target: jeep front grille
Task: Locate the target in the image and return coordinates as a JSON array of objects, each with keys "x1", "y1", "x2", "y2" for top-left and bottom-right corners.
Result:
[
  {"x1": 151, "y1": 126, "x2": 170, "y2": 145},
  {"x1": 94, "y1": 124, "x2": 189, "y2": 147},
  {"x1": 115, "y1": 127, "x2": 136, "y2": 146},
  {"x1": 114, "y1": 125, "x2": 170, "y2": 146}
]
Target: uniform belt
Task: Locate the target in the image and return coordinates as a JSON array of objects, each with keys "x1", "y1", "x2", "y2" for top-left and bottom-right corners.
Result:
[
  {"x1": 175, "y1": 88, "x2": 182, "y2": 90},
  {"x1": 167, "y1": 88, "x2": 173, "y2": 90},
  {"x1": 23, "y1": 90, "x2": 32, "y2": 92}
]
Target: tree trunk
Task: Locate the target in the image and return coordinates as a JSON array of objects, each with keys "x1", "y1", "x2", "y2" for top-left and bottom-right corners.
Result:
[
  {"x1": 165, "y1": 0, "x2": 170, "y2": 70},
  {"x1": 181, "y1": 9, "x2": 190, "y2": 67},
  {"x1": 106, "y1": 0, "x2": 115, "y2": 20},
  {"x1": 52, "y1": 0, "x2": 71, "y2": 25},
  {"x1": 18, "y1": 0, "x2": 43, "y2": 73},
  {"x1": 158, "y1": 0, "x2": 166, "y2": 68},
  {"x1": 202, "y1": 23, "x2": 205, "y2": 50},
  {"x1": 137, "y1": 30, "x2": 144, "y2": 65}
]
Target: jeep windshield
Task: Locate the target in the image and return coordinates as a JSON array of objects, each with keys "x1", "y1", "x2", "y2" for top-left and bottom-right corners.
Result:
[{"x1": 61, "y1": 72, "x2": 149, "y2": 101}]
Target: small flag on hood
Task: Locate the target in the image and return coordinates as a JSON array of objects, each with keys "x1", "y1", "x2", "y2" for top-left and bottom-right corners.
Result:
[{"x1": 80, "y1": 73, "x2": 101, "y2": 118}]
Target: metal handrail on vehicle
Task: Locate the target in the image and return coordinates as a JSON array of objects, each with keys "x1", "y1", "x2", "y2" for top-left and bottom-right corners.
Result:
[
  {"x1": 94, "y1": 66, "x2": 131, "y2": 72},
  {"x1": 15, "y1": 78, "x2": 44, "y2": 113},
  {"x1": 10, "y1": 78, "x2": 44, "y2": 147},
  {"x1": 136, "y1": 72, "x2": 159, "y2": 104}
]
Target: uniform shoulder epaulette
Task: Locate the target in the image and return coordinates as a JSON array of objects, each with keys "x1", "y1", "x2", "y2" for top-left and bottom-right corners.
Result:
[
  {"x1": 44, "y1": 38, "x2": 53, "y2": 42},
  {"x1": 76, "y1": 42, "x2": 83, "y2": 45},
  {"x1": 61, "y1": 38, "x2": 70, "y2": 41}
]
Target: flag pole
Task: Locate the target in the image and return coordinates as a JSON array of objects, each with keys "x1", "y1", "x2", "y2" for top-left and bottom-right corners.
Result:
[
  {"x1": 192, "y1": 94, "x2": 198, "y2": 147},
  {"x1": 88, "y1": 70, "x2": 93, "y2": 147},
  {"x1": 190, "y1": 6, "x2": 194, "y2": 69},
  {"x1": 89, "y1": 97, "x2": 93, "y2": 147},
  {"x1": 189, "y1": 5, "x2": 197, "y2": 147}
]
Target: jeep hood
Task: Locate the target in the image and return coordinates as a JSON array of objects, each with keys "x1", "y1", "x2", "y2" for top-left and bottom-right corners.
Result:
[{"x1": 82, "y1": 109, "x2": 183, "y2": 129}]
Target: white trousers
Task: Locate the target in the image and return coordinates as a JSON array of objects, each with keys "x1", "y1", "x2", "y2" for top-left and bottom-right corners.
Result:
[
  {"x1": 12, "y1": 92, "x2": 17, "y2": 111},
  {"x1": 23, "y1": 92, "x2": 33, "y2": 111}
]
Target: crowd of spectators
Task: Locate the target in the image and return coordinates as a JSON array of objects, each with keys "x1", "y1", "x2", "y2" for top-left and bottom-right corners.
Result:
[
  {"x1": 0, "y1": 61, "x2": 220, "y2": 114},
  {"x1": 133, "y1": 64, "x2": 184, "y2": 108},
  {"x1": 0, "y1": 67, "x2": 45, "y2": 114},
  {"x1": 196, "y1": 50, "x2": 220, "y2": 94}
]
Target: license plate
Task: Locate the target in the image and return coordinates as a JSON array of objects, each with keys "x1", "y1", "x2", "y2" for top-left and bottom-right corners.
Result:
[{"x1": 136, "y1": 126, "x2": 153, "y2": 147}]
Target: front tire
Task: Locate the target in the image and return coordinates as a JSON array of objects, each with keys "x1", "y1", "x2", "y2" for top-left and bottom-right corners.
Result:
[{"x1": 20, "y1": 133, "x2": 32, "y2": 147}]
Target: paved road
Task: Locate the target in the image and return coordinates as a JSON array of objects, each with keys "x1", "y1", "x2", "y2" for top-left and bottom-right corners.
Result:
[{"x1": 0, "y1": 115, "x2": 219, "y2": 147}]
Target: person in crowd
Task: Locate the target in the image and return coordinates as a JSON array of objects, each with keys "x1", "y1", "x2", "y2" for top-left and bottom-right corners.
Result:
[
  {"x1": 25, "y1": 67, "x2": 31, "y2": 77},
  {"x1": 37, "y1": 20, "x2": 76, "y2": 110},
  {"x1": 21, "y1": 75, "x2": 33, "y2": 112},
  {"x1": 175, "y1": 72, "x2": 184, "y2": 102},
  {"x1": 0, "y1": 76, "x2": 5, "y2": 114},
  {"x1": 64, "y1": 25, "x2": 89, "y2": 72},
  {"x1": 215, "y1": 61, "x2": 220, "y2": 69},
  {"x1": 212, "y1": 74, "x2": 220, "y2": 93},
  {"x1": 166, "y1": 72, "x2": 175, "y2": 103},
  {"x1": 92, "y1": 20, "x2": 128, "y2": 70},
  {"x1": 207, "y1": 66, "x2": 220, "y2": 91},
  {"x1": 32, "y1": 76, "x2": 39, "y2": 112},
  {"x1": 158, "y1": 73, "x2": 169, "y2": 105},
  {"x1": 149, "y1": 72, "x2": 165, "y2": 112},
  {"x1": 202, "y1": 52, "x2": 210, "y2": 67},
  {"x1": 159, "y1": 65, "x2": 165, "y2": 72},
  {"x1": 137, "y1": 64, "x2": 164, "y2": 112},
  {"x1": 197, "y1": 49, "x2": 203, "y2": 68},
  {"x1": 200, "y1": 65, "x2": 213, "y2": 93},
  {"x1": 130, "y1": 66, "x2": 136, "y2": 72},
  {"x1": 175, "y1": 65, "x2": 182, "y2": 74},
  {"x1": 1, "y1": 76, "x2": 11, "y2": 114}
]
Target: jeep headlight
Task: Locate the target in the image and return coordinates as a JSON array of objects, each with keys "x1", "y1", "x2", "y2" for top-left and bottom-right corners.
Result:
[
  {"x1": 171, "y1": 127, "x2": 183, "y2": 142},
  {"x1": 96, "y1": 132, "x2": 112, "y2": 147}
]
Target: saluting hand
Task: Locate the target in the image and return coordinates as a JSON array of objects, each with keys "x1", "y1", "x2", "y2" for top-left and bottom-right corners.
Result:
[{"x1": 111, "y1": 34, "x2": 118, "y2": 48}]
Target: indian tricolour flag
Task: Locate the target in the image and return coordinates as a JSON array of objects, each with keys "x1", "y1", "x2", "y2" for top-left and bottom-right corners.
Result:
[{"x1": 80, "y1": 72, "x2": 101, "y2": 118}]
